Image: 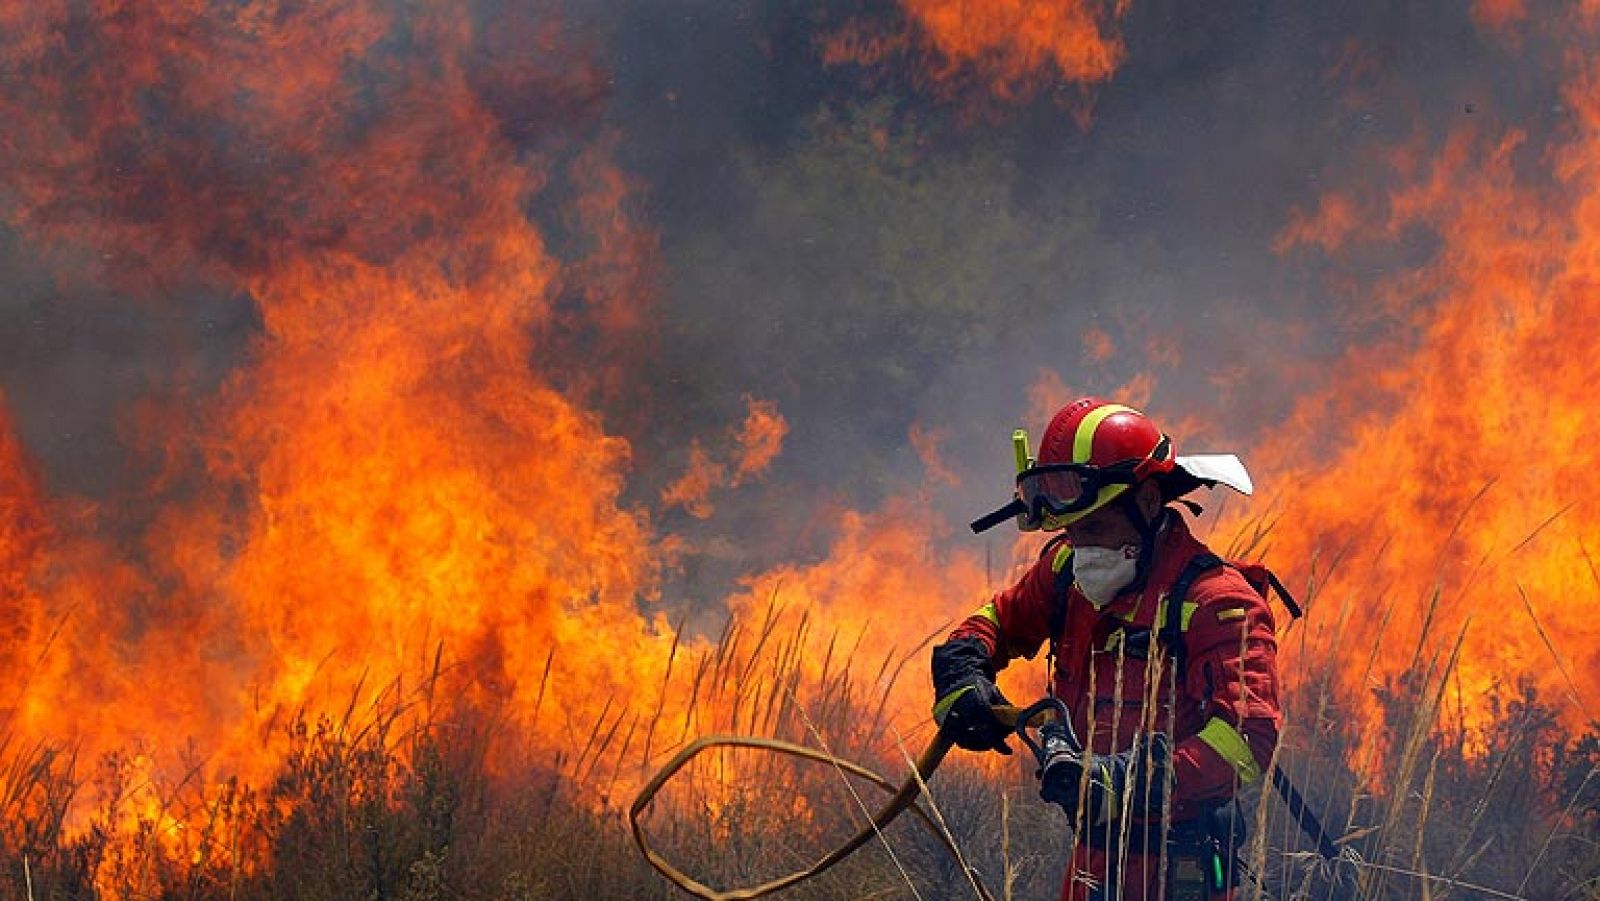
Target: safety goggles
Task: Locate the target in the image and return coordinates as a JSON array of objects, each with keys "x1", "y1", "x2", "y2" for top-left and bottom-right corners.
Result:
[
  {"x1": 970, "y1": 433, "x2": 1175, "y2": 534},
  {"x1": 1015, "y1": 462, "x2": 1138, "y2": 522}
]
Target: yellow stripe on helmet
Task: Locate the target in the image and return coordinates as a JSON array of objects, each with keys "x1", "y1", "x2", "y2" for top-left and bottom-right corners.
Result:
[
  {"x1": 1033, "y1": 402, "x2": 1140, "y2": 532},
  {"x1": 1072, "y1": 403, "x2": 1136, "y2": 464}
]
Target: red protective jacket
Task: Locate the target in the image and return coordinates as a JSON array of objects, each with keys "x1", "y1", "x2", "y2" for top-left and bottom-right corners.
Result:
[{"x1": 949, "y1": 512, "x2": 1282, "y2": 899}]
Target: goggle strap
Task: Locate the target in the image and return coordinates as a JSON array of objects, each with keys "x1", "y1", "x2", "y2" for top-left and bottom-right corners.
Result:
[{"x1": 970, "y1": 498, "x2": 1027, "y2": 534}]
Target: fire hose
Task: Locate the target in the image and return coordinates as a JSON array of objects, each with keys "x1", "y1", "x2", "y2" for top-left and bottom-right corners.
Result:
[
  {"x1": 630, "y1": 702, "x2": 1348, "y2": 899},
  {"x1": 628, "y1": 704, "x2": 1029, "y2": 901}
]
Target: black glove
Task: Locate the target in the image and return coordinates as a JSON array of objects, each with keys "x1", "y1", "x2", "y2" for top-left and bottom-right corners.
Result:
[
  {"x1": 1038, "y1": 731, "x2": 1172, "y2": 826},
  {"x1": 931, "y1": 638, "x2": 1013, "y2": 755}
]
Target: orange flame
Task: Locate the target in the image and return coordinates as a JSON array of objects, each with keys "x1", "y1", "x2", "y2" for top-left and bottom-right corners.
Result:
[
  {"x1": 732, "y1": 397, "x2": 789, "y2": 484},
  {"x1": 0, "y1": 3, "x2": 692, "y2": 881},
  {"x1": 662, "y1": 442, "x2": 723, "y2": 520},
  {"x1": 909, "y1": 423, "x2": 962, "y2": 488},
  {"x1": 1250, "y1": 53, "x2": 1600, "y2": 740},
  {"x1": 823, "y1": 0, "x2": 1129, "y2": 113},
  {"x1": 1471, "y1": 0, "x2": 1528, "y2": 36},
  {"x1": 4, "y1": 1, "x2": 1600, "y2": 892},
  {"x1": 0, "y1": 394, "x2": 46, "y2": 706},
  {"x1": 0, "y1": 8, "x2": 890, "y2": 890},
  {"x1": 662, "y1": 396, "x2": 789, "y2": 518}
]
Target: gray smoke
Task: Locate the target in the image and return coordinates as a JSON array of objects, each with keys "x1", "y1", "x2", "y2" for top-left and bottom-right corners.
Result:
[
  {"x1": 592, "y1": 0, "x2": 1567, "y2": 597},
  {"x1": 0, "y1": 0, "x2": 1571, "y2": 607}
]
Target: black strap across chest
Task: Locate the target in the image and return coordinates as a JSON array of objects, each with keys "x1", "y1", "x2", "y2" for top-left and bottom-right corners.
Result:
[{"x1": 1049, "y1": 546, "x2": 1227, "y2": 677}]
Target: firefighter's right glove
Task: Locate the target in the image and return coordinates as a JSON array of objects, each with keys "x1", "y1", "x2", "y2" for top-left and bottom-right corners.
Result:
[
  {"x1": 931, "y1": 638, "x2": 1013, "y2": 755},
  {"x1": 1038, "y1": 732, "x2": 1172, "y2": 827}
]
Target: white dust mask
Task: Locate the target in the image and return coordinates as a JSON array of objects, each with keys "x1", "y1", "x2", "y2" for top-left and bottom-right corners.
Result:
[{"x1": 1072, "y1": 544, "x2": 1140, "y2": 608}]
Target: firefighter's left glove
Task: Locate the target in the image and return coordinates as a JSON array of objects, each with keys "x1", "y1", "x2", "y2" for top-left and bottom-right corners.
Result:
[
  {"x1": 1038, "y1": 732, "x2": 1172, "y2": 827},
  {"x1": 931, "y1": 638, "x2": 1013, "y2": 755}
]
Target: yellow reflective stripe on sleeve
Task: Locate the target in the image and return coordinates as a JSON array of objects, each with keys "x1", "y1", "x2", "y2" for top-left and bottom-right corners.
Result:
[
  {"x1": 1051, "y1": 543, "x2": 1075, "y2": 574},
  {"x1": 1216, "y1": 606, "x2": 1246, "y2": 623},
  {"x1": 932, "y1": 684, "x2": 973, "y2": 724},
  {"x1": 1197, "y1": 717, "x2": 1262, "y2": 785},
  {"x1": 1072, "y1": 404, "x2": 1136, "y2": 463},
  {"x1": 1123, "y1": 597, "x2": 1197, "y2": 629},
  {"x1": 974, "y1": 601, "x2": 1001, "y2": 628}
]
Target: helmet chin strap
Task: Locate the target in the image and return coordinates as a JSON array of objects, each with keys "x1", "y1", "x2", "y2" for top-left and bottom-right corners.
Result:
[{"x1": 1119, "y1": 488, "x2": 1167, "y2": 593}]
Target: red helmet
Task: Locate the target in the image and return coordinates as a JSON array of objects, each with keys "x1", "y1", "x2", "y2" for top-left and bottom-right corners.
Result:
[
  {"x1": 970, "y1": 397, "x2": 1252, "y2": 534},
  {"x1": 1023, "y1": 398, "x2": 1175, "y2": 529},
  {"x1": 1037, "y1": 398, "x2": 1174, "y2": 473}
]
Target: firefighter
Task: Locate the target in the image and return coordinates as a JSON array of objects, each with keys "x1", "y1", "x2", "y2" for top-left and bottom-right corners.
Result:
[{"x1": 935, "y1": 397, "x2": 1281, "y2": 901}]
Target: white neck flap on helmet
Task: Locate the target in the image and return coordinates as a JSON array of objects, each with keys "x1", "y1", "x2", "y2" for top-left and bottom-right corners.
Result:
[{"x1": 1173, "y1": 454, "x2": 1254, "y2": 495}]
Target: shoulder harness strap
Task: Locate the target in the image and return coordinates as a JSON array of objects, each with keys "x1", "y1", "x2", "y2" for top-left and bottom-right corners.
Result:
[
  {"x1": 1046, "y1": 535, "x2": 1075, "y2": 640},
  {"x1": 1047, "y1": 545, "x2": 1300, "y2": 673},
  {"x1": 1263, "y1": 569, "x2": 1304, "y2": 620},
  {"x1": 1161, "y1": 551, "x2": 1227, "y2": 675}
]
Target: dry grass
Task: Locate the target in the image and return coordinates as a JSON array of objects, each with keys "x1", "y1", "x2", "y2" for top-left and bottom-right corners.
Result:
[{"x1": 1, "y1": 543, "x2": 1599, "y2": 900}]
